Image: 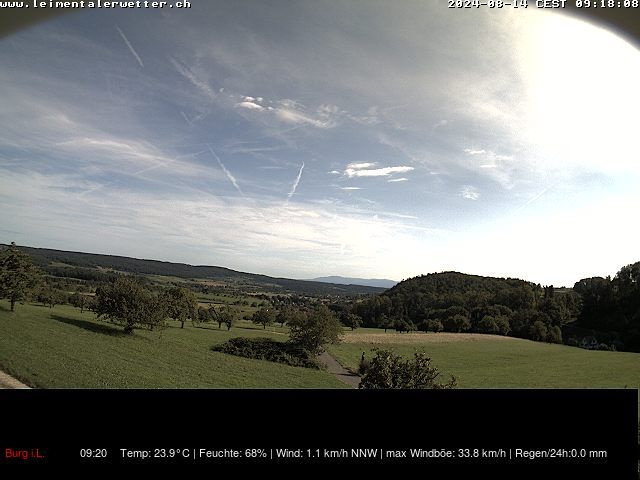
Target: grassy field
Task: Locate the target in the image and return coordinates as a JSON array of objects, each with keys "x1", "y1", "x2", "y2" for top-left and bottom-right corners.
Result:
[
  {"x1": 328, "y1": 330, "x2": 640, "y2": 389},
  {"x1": 0, "y1": 301, "x2": 345, "y2": 388}
]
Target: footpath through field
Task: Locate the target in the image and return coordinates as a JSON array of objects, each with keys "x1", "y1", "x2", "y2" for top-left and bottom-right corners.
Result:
[
  {"x1": 0, "y1": 369, "x2": 30, "y2": 389},
  {"x1": 318, "y1": 352, "x2": 360, "y2": 388}
]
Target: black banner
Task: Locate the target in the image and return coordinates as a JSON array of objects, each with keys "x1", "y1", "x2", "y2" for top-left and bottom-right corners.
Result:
[{"x1": 0, "y1": 389, "x2": 637, "y2": 477}]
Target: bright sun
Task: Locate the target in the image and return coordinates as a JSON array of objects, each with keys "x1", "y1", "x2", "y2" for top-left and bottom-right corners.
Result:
[{"x1": 520, "y1": 9, "x2": 640, "y2": 174}]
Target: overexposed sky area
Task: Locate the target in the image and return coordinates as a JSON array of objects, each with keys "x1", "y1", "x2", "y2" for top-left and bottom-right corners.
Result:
[{"x1": 1, "y1": 1, "x2": 639, "y2": 287}]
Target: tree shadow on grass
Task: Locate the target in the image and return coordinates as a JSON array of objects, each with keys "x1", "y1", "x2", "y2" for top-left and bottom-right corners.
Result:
[{"x1": 50, "y1": 315, "x2": 132, "y2": 338}]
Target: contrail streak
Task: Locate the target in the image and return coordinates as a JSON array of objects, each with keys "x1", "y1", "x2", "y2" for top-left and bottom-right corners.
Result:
[
  {"x1": 115, "y1": 25, "x2": 144, "y2": 68},
  {"x1": 207, "y1": 144, "x2": 244, "y2": 195},
  {"x1": 287, "y1": 162, "x2": 305, "y2": 202}
]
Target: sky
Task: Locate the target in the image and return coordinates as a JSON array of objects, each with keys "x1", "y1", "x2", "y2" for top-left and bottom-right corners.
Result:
[{"x1": 1, "y1": 0, "x2": 639, "y2": 287}]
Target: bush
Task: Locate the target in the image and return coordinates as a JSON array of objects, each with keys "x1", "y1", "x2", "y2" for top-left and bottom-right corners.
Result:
[
  {"x1": 546, "y1": 325, "x2": 563, "y2": 344},
  {"x1": 359, "y1": 348, "x2": 456, "y2": 389},
  {"x1": 529, "y1": 320, "x2": 548, "y2": 342},
  {"x1": 426, "y1": 319, "x2": 443, "y2": 333},
  {"x1": 212, "y1": 337, "x2": 320, "y2": 369}
]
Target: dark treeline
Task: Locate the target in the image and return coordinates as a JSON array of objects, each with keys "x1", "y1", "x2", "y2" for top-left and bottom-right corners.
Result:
[
  {"x1": 572, "y1": 262, "x2": 640, "y2": 351},
  {"x1": 352, "y1": 264, "x2": 640, "y2": 352}
]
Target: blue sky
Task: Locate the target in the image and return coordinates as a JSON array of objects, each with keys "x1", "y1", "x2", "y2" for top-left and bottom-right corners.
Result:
[{"x1": 1, "y1": 1, "x2": 639, "y2": 286}]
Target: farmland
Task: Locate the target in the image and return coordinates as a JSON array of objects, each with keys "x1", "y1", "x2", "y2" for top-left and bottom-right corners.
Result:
[
  {"x1": 328, "y1": 329, "x2": 640, "y2": 389},
  {"x1": 0, "y1": 301, "x2": 345, "y2": 389}
]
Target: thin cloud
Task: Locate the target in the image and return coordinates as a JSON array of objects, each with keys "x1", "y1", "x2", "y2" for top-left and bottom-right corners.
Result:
[
  {"x1": 286, "y1": 162, "x2": 305, "y2": 202},
  {"x1": 340, "y1": 187, "x2": 362, "y2": 190},
  {"x1": 388, "y1": 177, "x2": 408, "y2": 183},
  {"x1": 236, "y1": 101, "x2": 264, "y2": 111},
  {"x1": 461, "y1": 185, "x2": 480, "y2": 200},
  {"x1": 207, "y1": 144, "x2": 244, "y2": 195},
  {"x1": 347, "y1": 162, "x2": 377, "y2": 170},
  {"x1": 180, "y1": 111, "x2": 193, "y2": 126},
  {"x1": 169, "y1": 56, "x2": 217, "y2": 102},
  {"x1": 115, "y1": 25, "x2": 144, "y2": 68},
  {"x1": 464, "y1": 148, "x2": 486, "y2": 156},
  {"x1": 345, "y1": 165, "x2": 414, "y2": 178}
]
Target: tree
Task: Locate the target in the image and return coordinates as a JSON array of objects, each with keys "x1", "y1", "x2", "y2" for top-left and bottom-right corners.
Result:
[
  {"x1": 394, "y1": 318, "x2": 415, "y2": 333},
  {"x1": 38, "y1": 288, "x2": 65, "y2": 309},
  {"x1": 218, "y1": 305, "x2": 236, "y2": 330},
  {"x1": 276, "y1": 309, "x2": 287, "y2": 328},
  {"x1": 343, "y1": 313, "x2": 362, "y2": 331},
  {"x1": 529, "y1": 320, "x2": 548, "y2": 342},
  {"x1": 426, "y1": 319, "x2": 443, "y2": 333},
  {"x1": 287, "y1": 305, "x2": 342, "y2": 354},
  {"x1": 546, "y1": 325, "x2": 563, "y2": 344},
  {"x1": 94, "y1": 277, "x2": 166, "y2": 334},
  {"x1": 196, "y1": 306, "x2": 211, "y2": 325},
  {"x1": 70, "y1": 292, "x2": 91, "y2": 313},
  {"x1": 252, "y1": 307, "x2": 275, "y2": 330},
  {"x1": 161, "y1": 287, "x2": 198, "y2": 329},
  {"x1": 443, "y1": 314, "x2": 471, "y2": 333},
  {"x1": 359, "y1": 348, "x2": 456, "y2": 389},
  {"x1": 478, "y1": 315, "x2": 500, "y2": 334},
  {"x1": 0, "y1": 242, "x2": 41, "y2": 312},
  {"x1": 494, "y1": 315, "x2": 511, "y2": 335}
]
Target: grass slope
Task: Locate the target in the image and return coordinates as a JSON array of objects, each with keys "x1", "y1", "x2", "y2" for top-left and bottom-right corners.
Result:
[
  {"x1": 0, "y1": 302, "x2": 346, "y2": 389},
  {"x1": 328, "y1": 330, "x2": 640, "y2": 389}
]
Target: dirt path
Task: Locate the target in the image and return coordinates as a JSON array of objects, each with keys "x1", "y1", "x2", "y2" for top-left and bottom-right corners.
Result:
[
  {"x1": 0, "y1": 369, "x2": 30, "y2": 389},
  {"x1": 318, "y1": 352, "x2": 360, "y2": 388}
]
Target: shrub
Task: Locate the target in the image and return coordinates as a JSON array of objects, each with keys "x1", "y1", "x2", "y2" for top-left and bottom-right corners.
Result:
[
  {"x1": 359, "y1": 348, "x2": 456, "y2": 389},
  {"x1": 212, "y1": 337, "x2": 320, "y2": 369},
  {"x1": 426, "y1": 319, "x2": 444, "y2": 333},
  {"x1": 546, "y1": 325, "x2": 563, "y2": 344}
]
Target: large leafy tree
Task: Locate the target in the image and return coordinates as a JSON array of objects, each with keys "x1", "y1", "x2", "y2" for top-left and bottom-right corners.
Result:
[
  {"x1": 0, "y1": 242, "x2": 41, "y2": 312},
  {"x1": 94, "y1": 277, "x2": 166, "y2": 334},
  {"x1": 161, "y1": 286, "x2": 198, "y2": 329},
  {"x1": 287, "y1": 305, "x2": 342, "y2": 354},
  {"x1": 251, "y1": 307, "x2": 275, "y2": 330}
]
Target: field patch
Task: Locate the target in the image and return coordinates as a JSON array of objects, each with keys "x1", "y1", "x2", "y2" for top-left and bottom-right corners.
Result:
[
  {"x1": 342, "y1": 331, "x2": 518, "y2": 345},
  {"x1": 0, "y1": 301, "x2": 345, "y2": 389}
]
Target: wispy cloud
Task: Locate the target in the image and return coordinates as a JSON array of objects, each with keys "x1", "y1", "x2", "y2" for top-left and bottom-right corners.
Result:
[
  {"x1": 287, "y1": 162, "x2": 305, "y2": 202},
  {"x1": 169, "y1": 56, "x2": 217, "y2": 102},
  {"x1": 345, "y1": 165, "x2": 414, "y2": 178},
  {"x1": 115, "y1": 25, "x2": 144, "y2": 68},
  {"x1": 461, "y1": 185, "x2": 480, "y2": 200},
  {"x1": 206, "y1": 144, "x2": 243, "y2": 195},
  {"x1": 340, "y1": 187, "x2": 362, "y2": 190},
  {"x1": 388, "y1": 177, "x2": 408, "y2": 183},
  {"x1": 180, "y1": 111, "x2": 193, "y2": 126},
  {"x1": 464, "y1": 148, "x2": 486, "y2": 156},
  {"x1": 347, "y1": 162, "x2": 377, "y2": 170},
  {"x1": 236, "y1": 101, "x2": 264, "y2": 111},
  {"x1": 274, "y1": 100, "x2": 338, "y2": 129}
]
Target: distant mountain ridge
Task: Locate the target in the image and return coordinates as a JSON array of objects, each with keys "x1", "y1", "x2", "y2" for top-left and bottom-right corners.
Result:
[
  {"x1": 3, "y1": 244, "x2": 385, "y2": 296},
  {"x1": 310, "y1": 276, "x2": 397, "y2": 289}
]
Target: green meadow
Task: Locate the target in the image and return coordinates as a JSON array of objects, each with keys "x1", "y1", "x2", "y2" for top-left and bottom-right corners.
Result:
[{"x1": 0, "y1": 301, "x2": 345, "y2": 389}]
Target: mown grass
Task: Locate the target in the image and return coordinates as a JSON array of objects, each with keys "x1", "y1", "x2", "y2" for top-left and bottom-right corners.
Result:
[
  {"x1": 328, "y1": 331, "x2": 640, "y2": 389},
  {"x1": 0, "y1": 301, "x2": 345, "y2": 388}
]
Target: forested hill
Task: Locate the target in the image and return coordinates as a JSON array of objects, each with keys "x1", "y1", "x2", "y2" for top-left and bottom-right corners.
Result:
[
  {"x1": 385, "y1": 271, "x2": 538, "y2": 304},
  {"x1": 4, "y1": 245, "x2": 384, "y2": 296},
  {"x1": 353, "y1": 267, "x2": 640, "y2": 351},
  {"x1": 353, "y1": 270, "x2": 579, "y2": 345}
]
